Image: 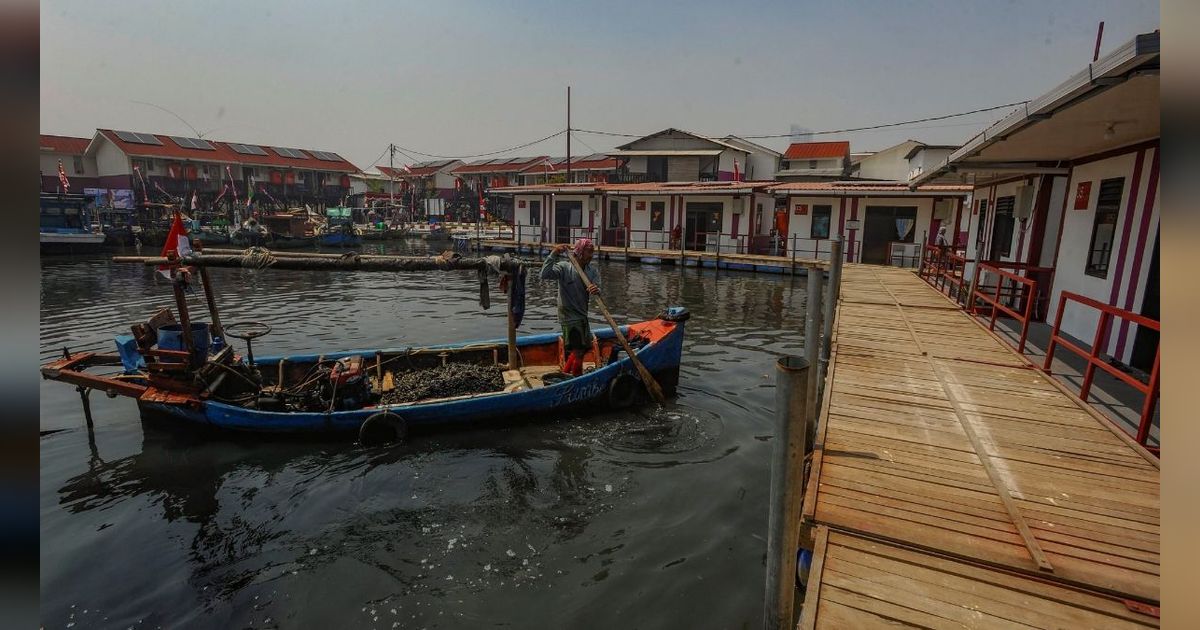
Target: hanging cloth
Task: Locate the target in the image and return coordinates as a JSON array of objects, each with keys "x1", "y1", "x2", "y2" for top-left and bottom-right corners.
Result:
[{"x1": 895, "y1": 217, "x2": 915, "y2": 241}]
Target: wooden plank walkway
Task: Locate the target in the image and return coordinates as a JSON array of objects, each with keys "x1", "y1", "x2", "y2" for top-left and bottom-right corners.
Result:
[{"x1": 800, "y1": 265, "x2": 1160, "y2": 626}]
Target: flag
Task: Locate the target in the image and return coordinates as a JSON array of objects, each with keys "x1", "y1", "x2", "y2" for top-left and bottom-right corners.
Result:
[
  {"x1": 134, "y1": 165, "x2": 150, "y2": 203},
  {"x1": 245, "y1": 176, "x2": 255, "y2": 208},
  {"x1": 57, "y1": 159, "x2": 71, "y2": 192},
  {"x1": 226, "y1": 166, "x2": 239, "y2": 207},
  {"x1": 156, "y1": 211, "x2": 191, "y2": 280},
  {"x1": 732, "y1": 159, "x2": 741, "y2": 182},
  {"x1": 191, "y1": 190, "x2": 198, "y2": 211},
  {"x1": 213, "y1": 184, "x2": 228, "y2": 205}
]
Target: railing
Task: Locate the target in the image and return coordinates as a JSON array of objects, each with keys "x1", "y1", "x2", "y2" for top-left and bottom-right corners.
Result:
[
  {"x1": 969, "y1": 263, "x2": 1038, "y2": 353},
  {"x1": 1042, "y1": 291, "x2": 1160, "y2": 451}
]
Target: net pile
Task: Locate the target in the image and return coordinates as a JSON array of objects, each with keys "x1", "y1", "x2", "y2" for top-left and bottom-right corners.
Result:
[{"x1": 381, "y1": 363, "x2": 506, "y2": 405}]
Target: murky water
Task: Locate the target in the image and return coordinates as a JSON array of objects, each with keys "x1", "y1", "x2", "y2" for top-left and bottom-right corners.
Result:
[{"x1": 39, "y1": 241, "x2": 808, "y2": 628}]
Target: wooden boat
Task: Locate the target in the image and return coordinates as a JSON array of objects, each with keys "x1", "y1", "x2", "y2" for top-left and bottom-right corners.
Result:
[
  {"x1": 42, "y1": 307, "x2": 687, "y2": 441},
  {"x1": 41, "y1": 193, "x2": 107, "y2": 255}
]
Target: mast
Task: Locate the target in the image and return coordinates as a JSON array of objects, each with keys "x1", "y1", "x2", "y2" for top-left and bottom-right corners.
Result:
[
  {"x1": 388, "y1": 143, "x2": 396, "y2": 220},
  {"x1": 566, "y1": 86, "x2": 572, "y2": 183}
]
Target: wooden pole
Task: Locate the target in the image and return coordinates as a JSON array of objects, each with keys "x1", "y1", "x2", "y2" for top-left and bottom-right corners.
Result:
[
  {"x1": 507, "y1": 270, "x2": 520, "y2": 371},
  {"x1": 171, "y1": 275, "x2": 195, "y2": 364},
  {"x1": 193, "y1": 241, "x2": 224, "y2": 339},
  {"x1": 565, "y1": 251, "x2": 666, "y2": 403},
  {"x1": 114, "y1": 252, "x2": 529, "y2": 274}
]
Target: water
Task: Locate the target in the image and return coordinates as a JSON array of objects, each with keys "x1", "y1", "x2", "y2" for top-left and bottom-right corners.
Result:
[{"x1": 39, "y1": 241, "x2": 809, "y2": 628}]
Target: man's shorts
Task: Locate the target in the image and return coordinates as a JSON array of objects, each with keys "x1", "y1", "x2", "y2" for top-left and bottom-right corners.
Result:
[{"x1": 562, "y1": 319, "x2": 592, "y2": 352}]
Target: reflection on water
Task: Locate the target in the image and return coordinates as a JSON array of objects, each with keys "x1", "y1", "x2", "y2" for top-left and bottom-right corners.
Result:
[{"x1": 40, "y1": 242, "x2": 807, "y2": 628}]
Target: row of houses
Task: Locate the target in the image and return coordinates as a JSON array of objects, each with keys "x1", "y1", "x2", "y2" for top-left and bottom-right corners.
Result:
[{"x1": 40, "y1": 130, "x2": 360, "y2": 209}]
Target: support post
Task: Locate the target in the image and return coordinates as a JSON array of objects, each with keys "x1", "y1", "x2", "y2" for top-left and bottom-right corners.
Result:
[
  {"x1": 507, "y1": 272, "x2": 519, "y2": 371},
  {"x1": 816, "y1": 237, "x2": 842, "y2": 409},
  {"x1": 77, "y1": 385, "x2": 93, "y2": 429},
  {"x1": 804, "y1": 266, "x2": 824, "y2": 434},
  {"x1": 193, "y1": 241, "x2": 224, "y2": 339},
  {"x1": 764, "y1": 355, "x2": 811, "y2": 630},
  {"x1": 171, "y1": 275, "x2": 195, "y2": 364}
]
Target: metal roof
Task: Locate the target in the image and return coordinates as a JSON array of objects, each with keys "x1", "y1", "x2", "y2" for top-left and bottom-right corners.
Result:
[
  {"x1": 769, "y1": 181, "x2": 972, "y2": 197},
  {"x1": 608, "y1": 149, "x2": 724, "y2": 157},
  {"x1": 783, "y1": 141, "x2": 850, "y2": 160}
]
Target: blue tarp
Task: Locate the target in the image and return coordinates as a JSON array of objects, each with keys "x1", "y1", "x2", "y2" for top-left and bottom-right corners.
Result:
[{"x1": 114, "y1": 334, "x2": 145, "y2": 373}]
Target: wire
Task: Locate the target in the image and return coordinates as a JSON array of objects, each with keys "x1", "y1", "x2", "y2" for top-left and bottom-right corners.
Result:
[
  {"x1": 571, "y1": 131, "x2": 599, "y2": 155},
  {"x1": 572, "y1": 100, "x2": 1029, "y2": 141},
  {"x1": 390, "y1": 129, "x2": 568, "y2": 160}
]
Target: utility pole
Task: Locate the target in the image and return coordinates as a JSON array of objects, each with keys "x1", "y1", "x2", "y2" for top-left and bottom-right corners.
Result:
[
  {"x1": 389, "y1": 143, "x2": 396, "y2": 220},
  {"x1": 566, "y1": 86, "x2": 572, "y2": 183}
]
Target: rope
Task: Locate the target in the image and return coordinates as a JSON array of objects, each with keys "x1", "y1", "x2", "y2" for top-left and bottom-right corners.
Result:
[{"x1": 240, "y1": 247, "x2": 276, "y2": 269}]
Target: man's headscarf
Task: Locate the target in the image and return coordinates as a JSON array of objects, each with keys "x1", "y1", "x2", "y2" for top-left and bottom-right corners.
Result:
[{"x1": 574, "y1": 237, "x2": 594, "y2": 257}]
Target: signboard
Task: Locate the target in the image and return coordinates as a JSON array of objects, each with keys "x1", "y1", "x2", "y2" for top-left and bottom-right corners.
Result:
[
  {"x1": 845, "y1": 219, "x2": 861, "y2": 230},
  {"x1": 636, "y1": 201, "x2": 646, "y2": 211},
  {"x1": 1074, "y1": 181, "x2": 1092, "y2": 209},
  {"x1": 793, "y1": 203, "x2": 808, "y2": 215}
]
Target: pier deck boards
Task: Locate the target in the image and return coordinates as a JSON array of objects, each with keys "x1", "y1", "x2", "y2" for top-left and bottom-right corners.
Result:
[{"x1": 801, "y1": 265, "x2": 1160, "y2": 626}]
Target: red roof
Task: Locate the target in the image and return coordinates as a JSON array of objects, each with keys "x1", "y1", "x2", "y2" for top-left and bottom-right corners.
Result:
[
  {"x1": 378, "y1": 164, "x2": 442, "y2": 178},
  {"x1": 452, "y1": 157, "x2": 548, "y2": 176},
  {"x1": 518, "y1": 156, "x2": 621, "y2": 174},
  {"x1": 40, "y1": 134, "x2": 91, "y2": 155},
  {"x1": 783, "y1": 141, "x2": 850, "y2": 160},
  {"x1": 96, "y1": 129, "x2": 360, "y2": 173}
]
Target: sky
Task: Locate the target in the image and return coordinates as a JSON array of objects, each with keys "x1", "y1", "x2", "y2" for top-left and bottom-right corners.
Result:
[{"x1": 40, "y1": 0, "x2": 1159, "y2": 170}]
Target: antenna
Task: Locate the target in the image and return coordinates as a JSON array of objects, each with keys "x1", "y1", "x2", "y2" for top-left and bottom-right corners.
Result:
[{"x1": 130, "y1": 100, "x2": 205, "y2": 138}]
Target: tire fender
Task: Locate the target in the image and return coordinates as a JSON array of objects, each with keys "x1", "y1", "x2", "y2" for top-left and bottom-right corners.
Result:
[
  {"x1": 359, "y1": 411, "x2": 407, "y2": 446},
  {"x1": 607, "y1": 373, "x2": 640, "y2": 409}
]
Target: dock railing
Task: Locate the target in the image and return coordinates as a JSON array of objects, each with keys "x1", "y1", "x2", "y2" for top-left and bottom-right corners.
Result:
[
  {"x1": 1042, "y1": 291, "x2": 1160, "y2": 451},
  {"x1": 969, "y1": 262, "x2": 1038, "y2": 354}
]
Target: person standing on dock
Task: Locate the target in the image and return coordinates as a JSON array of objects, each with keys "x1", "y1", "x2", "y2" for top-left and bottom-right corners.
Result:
[{"x1": 541, "y1": 238, "x2": 601, "y2": 377}]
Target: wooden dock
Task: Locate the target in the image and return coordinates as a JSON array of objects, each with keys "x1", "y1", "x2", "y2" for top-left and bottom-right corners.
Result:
[
  {"x1": 799, "y1": 265, "x2": 1160, "y2": 628},
  {"x1": 470, "y1": 239, "x2": 825, "y2": 273}
]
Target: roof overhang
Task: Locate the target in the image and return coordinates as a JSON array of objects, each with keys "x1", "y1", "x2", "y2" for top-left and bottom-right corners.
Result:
[
  {"x1": 770, "y1": 185, "x2": 972, "y2": 198},
  {"x1": 608, "y1": 149, "x2": 725, "y2": 157},
  {"x1": 911, "y1": 31, "x2": 1159, "y2": 188}
]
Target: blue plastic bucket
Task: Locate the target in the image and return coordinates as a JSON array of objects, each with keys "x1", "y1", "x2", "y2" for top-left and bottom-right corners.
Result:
[{"x1": 157, "y1": 323, "x2": 210, "y2": 363}]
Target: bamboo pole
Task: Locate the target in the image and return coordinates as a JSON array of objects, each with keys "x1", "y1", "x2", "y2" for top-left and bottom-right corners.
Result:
[
  {"x1": 565, "y1": 251, "x2": 666, "y2": 403},
  {"x1": 113, "y1": 252, "x2": 529, "y2": 274}
]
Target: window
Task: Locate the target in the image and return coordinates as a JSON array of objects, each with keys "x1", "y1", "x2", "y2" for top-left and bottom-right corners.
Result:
[
  {"x1": 992, "y1": 196, "x2": 1016, "y2": 258},
  {"x1": 72, "y1": 156, "x2": 84, "y2": 174},
  {"x1": 647, "y1": 156, "x2": 667, "y2": 182},
  {"x1": 808, "y1": 160, "x2": 818, "y2": 169},
  {"x1": 975, "y1": 199, "x2": 988, "y2": 248},
  {"x1": 528, "y1": 200, "x2": 541, "y2": 226},
  {"x1": 608, "y1": 200, "x2": 621, "y2": 228},
  {"x1": 650, "y1": 201, "x2": 665, "y2": 231},
  {"x1": 1085, "y1": 177, "x2": 1125, "y2": 278},
  {"x1": 810, "y1": 205, "x2": 832, "y2": 239}
]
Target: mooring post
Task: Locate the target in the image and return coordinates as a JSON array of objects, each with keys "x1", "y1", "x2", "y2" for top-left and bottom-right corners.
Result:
[
  {"x1": 76, "y1": 385, "x2": 94, "y2": 429},
  {"x1": 507, "y1": 271, "x2": 519, "y2": 371},
  {"x1": 764, "y1": 355, "x2": 811, "y2": 630},
  {"x1": 815, "y1": 237, "x2": 843, "y2": 410},
  {"x1": 804, "y1": 268, "x2": 824, "y2": 434}
]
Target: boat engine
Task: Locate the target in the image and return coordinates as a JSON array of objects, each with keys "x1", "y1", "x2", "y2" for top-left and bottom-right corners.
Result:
[{"x1": 328, "y1": 356, "x2": 369, "y2": 411}]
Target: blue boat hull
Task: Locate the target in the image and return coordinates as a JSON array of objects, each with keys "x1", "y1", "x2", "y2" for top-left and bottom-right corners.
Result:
[
  {"x1": 319, "y1": 233, "x2": 362, "y2": 247},
  {"x1": 138, "y1": 313, "x2": 686, "y2": 435}
]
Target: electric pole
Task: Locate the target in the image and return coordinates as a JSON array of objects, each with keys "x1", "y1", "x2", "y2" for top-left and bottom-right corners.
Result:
[
  {"x1": 566, "y1": 86, "x2": 572, "y2": 183},
  {"x1": 389, "y1": 143, "x2": 396, "y2": 220}
]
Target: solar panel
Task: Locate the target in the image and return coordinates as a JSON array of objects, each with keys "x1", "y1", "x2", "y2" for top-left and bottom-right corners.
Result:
[
  {"x1": 309, "y1": 150, "x2": 340, "y2": 161},
  {"x1": 114, "y1": 130, "x2": 163, "y2": 145},
  {"x1": 271, "y1": 147, "x2": 309, "y2": 159},
  {"x1": 228, "y1": 143, "x2": 268, "y2": 156},
  {"x1": 169, "y1": 136, "x2": 215, "y2": 151}
]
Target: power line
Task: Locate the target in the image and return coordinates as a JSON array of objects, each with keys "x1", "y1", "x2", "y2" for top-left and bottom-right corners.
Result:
[
  {"x1": 572, "y1": 100, "x2": 1029, "y2": 141},
  {"x1": 389, "y1": 129, "x2": 568, "y2": 160}
]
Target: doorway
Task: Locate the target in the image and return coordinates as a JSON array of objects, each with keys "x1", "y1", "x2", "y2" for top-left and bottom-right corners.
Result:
[
  {"x1": 554, "y1": 200, "x2": 582, "y2": 243},
  {"x1": 684, "y1": 202, "x2": 722, "y2": 251},
  {"x1": 861, "y1": 206, "x2": 917, "y2": 265},
  {"x1": 1130, "y1": 232, "x2": 1159, "y2": 371}
]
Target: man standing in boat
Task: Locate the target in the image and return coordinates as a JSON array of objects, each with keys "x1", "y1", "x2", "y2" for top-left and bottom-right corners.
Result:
[{"x1": 541, "y1": 238, "x2": 601, "y2": 377}]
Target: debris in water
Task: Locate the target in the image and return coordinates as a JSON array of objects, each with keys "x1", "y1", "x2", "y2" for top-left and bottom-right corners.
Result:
[
  {"x1": 505, "y1": 549, "x2": 516, "y2": 557},
  {"x1": 381, "y1": 364, "x2": 505, "y2": 405}
]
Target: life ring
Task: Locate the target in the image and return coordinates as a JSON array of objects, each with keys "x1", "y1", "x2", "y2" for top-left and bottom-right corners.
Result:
[
  {"x1": 607, "y1": 373, "x2": 640, "y2": 409},
  {"x1": 359, "y1": 411, "x2": 407, "y2": 446}
]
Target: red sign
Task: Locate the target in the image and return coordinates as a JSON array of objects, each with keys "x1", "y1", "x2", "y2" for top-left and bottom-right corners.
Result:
[
  {"x1": 636, "y1": 201, "x2": 646, "y2": 211},
  {"x1": 1074, "y1": 181, "x2": 1092, "y2": 209},
  {"x1": 793, "y1": 203, "x2": 807, "y2": 216},
  {"x1": 284, "y1": 172, "x2": 296, "y2": 185},
  {"x1": 518, "y1": 199, "x2": 526, "y2": 208},
  {"x1": 167, "y1": 163, "x2": 181, "y2": 179},
  {"x1": 269, "y1": 170, "x2": 283, "y2": 185},
  {"x1": 183, "y1": 165, "x2": 197, "y2": 181}
]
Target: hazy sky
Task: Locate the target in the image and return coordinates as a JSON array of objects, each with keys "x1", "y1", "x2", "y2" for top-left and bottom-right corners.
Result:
[{"x1": 40, "y1": 0, "x2": 1158, "y2": 169}]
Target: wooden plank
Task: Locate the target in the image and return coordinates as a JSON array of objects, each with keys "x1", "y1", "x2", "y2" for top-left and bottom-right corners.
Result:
[{"x1": 797, "y1": 525, "x2": 830, "y2": 630}]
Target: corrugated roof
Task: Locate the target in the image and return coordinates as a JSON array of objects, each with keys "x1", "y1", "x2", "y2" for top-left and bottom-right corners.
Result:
[
  {"x1": 783, "y1": 141, "x2": 850, "y2": 160},
  {"x1": 96, "y1": 129, "x2": 360, "y2": 172},
  {"x1": 377, "y1": 161, "x2": 462, "y2": 178},
  {"x1": 614, "y1": 128, "x2": 748, "y2": 153},
  {"x1": 609, "y1": 149, "x2": 724, "y2": 157},
  {"x1": 490, "y1": 180, "x2": 774, "y2": 195},
  {"x1": 769, "y1": 181, "x2": 972, "y2": 196},
  {"x1": 518, "y1": 156, "x2": 621, "y2": 173},
  {"x1": 40, "y1": 134, "x2": 91, "y2": 154},
  {"x1": 451, "y1": 157, "x2": 548, "y2": 175}
]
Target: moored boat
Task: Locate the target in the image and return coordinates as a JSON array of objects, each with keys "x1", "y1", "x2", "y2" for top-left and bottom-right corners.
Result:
[{"x1": 40, "y1": 193, "x2": 106, "y2": 255}]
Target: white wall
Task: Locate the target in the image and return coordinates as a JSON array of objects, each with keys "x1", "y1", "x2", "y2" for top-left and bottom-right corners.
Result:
[
  {"x1": 93, "y1": 139, "x2": 131, "y2": 177},
  {"x1": 40, "y1": 151, "x2": 98, "y2": 178},
  {"x1": 1050, "y1": 147, "x2": 1159, "y2": 362},
  {"x1": 855, "y1": 141, "x2": 920, "y2": 181},
  {"x1": 781, "y1": 157, "x2": 841, "y2": 171}
]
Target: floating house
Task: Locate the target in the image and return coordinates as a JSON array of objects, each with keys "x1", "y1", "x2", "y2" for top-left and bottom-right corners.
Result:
[
  {"x1": 912, "y1": 30, "x2": 1160, "y2": 371},
  {"x1": 606, "y1": 128, "x2": 769, "y2": 182},
  {"x1": 775, "y1": 141, "x2": 850, "y2": 181},
  {"x1": 377, "y1": 159, "x2": 465, "y2": 201}
]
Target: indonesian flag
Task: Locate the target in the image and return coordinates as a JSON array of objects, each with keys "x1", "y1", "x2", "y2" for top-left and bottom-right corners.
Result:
[
  {"x1": 157, "y1": 211, "x2": 192, "y2": 280},
  {"x1": 478, "y1": 187, "x2": 486, "y2": 220},
  {"x1": 213, "y1": 184, "x2": 228, "y2": 205},
  {"x1": 732, "y1": 159, "x2": 741, "y2": 182},
  {"x1": 57, "y1": 159, "x2": 71, "y2": 192},
  {"x1": 402, "y1": 163, "x2": 413, "y2": 175},
  {"x1": 190, "y1": 190, "x2": 198, "y2": 211},
  {"x1": 226, "y1": 166, "x2": 239, "y2": 206}
]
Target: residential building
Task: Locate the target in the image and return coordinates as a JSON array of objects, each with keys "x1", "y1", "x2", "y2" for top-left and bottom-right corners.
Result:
[
  {"x1": 606, "y1": 128, "x2": 756, "y2": 183},
  {"x1": 378, "y1": 159, "x2": 465, "y2": 201},
  {"x1": 911, "y1": 30, "x2": 1160, "y2": 371},
  {"x1": 775, "y1": 141, "x2": 851, "y2": 181},
  {"x1": 85, "y1": 129, "x2": 359, "y2": 209},
  {"x1": 40, "y1": 134, "x2": 99, "y2": 193},
  {"x1": 769, "y1": 181, "x2": 972, "y2": 263},
  {"x1": 851, "y1": 139, "x2": 924, "y2": 181}
]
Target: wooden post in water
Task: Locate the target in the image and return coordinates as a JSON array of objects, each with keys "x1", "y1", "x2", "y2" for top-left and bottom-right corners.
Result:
[
  {"x1": 507, "y1": 271, "x2": 519, "y2": 371},
  {"x1": 815, "y1": 237, "x2": 842, "y2": 411},
  {"x1": 804, "y1": 267, "x2": 824, "y2": 435},
  {"x1": 764, "y1": 355, "x2": 811, "y2": 630}
]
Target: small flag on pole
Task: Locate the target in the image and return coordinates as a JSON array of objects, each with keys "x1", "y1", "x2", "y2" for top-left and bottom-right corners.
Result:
[
  {"x1": 245, "y1": 176, "x2": 255, "y2": 208},
  {"x1": 57, "y1": 159, "x2": 71, "y2": 192},
  {"x1": 191, "y1": 190, "x2": 198, "y2": 211},
  {"x1": 732, "y1": 159, "x2": 741, "y2": 182},
  {"x1": 156, "y1": 211, "x2": 191, "y2": 280}
]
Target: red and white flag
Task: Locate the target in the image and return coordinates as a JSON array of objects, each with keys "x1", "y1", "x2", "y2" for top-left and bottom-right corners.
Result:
[
  {"x1": 57, "y1": 159, "x2": 71, "y2": 192},
  {"x1": 156, "y1": 211, "x2": 192, "y2": 280},
  {"x1": 732, "y1": 159, "x2": 741, "y2": 182},
  {"x1": 190, "y1": 190, "x2": 198, "y2": 211}
]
